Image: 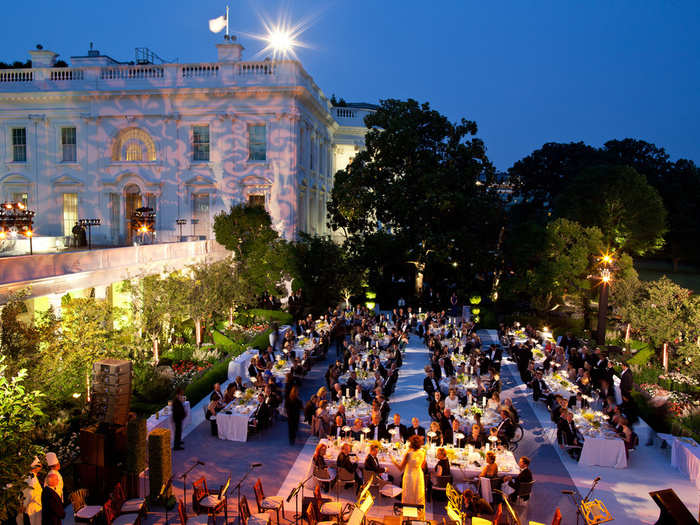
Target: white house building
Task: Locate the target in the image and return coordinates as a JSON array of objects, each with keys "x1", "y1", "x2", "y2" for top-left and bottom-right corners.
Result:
[{"x1": 0, "y1": 39, "x2": 375, "y2": 249}]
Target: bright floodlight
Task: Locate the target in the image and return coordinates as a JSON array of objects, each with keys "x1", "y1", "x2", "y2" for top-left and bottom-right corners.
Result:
[
  {"x1": 600, "y1": 253, "x2": 613, "y2": 264},
  {"x1": 245, "y1": 9, "x2": 318, "y2": 61},
  {"x1": 267, "y1": 28, "x2": 293, "y2": 53}
]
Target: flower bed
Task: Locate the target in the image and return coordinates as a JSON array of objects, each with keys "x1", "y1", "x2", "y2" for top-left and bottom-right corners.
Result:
[{"x1": 172, "y1": 360, "x2": 211, "y2": 390}]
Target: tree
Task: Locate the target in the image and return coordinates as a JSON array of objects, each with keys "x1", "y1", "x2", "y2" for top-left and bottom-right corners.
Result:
[
  {"x1": 186, "y1": 259, "x2": 237, "y2": 344},
  {"x1": 328, "y1": 98, "x2": 504, "y2": 294},
  {"x1": 0, "y1": 290, "x2": 40, "y2": 374},
  {"x1": 0, "y1": 357, "x2": 45, "y2": 520},
  {"x1": 213, "y1": 204, "x2": 278, "y2": 259},
  {"x1": 555, "y1": 165, "x2": 667, "y2": 255},
  {"x1": 291, "y1": 233, "x2": 364, "y2": 314}
]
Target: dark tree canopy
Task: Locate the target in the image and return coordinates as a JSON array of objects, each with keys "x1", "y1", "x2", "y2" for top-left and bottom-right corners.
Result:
[
  {"x1": 555, "y1": 165, "x2": 667, "y2": 255},
  {"x1": 328, "y1": 98, "x2": 505, "y2": 292},
  {"x1": 213, "y1": 204, "x2": 278, "y2": 259}
]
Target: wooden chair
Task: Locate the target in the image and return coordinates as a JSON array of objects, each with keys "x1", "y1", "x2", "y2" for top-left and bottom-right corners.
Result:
[
  {"x1": 103, "y1": 498, "x2": 140, "y2": 525},
  {"x1": 176, "y1": 499, "x2": 209, "y2": 525},
  {"x1": 306, "y1": 503, "x2": 335, "y2": 525},
  {"x1": 333, "y1": 467, "x2": 357, "y2": 498},
  {"x1": 551, "y1": 507, "x2": 562, "y2": 525},
  {"x1": 239, "y1": 495, "x2": 272, "y2": 525},
  {"x1": 253, "y1": 478, "x2": 285, "y2": 524},
  {"x1": 192, "y1": 477, "x2": 208, "y2": 515},
  {"x1": 114, "y1": 482, "x2": 147, "y2": 516},
  {"x1": 70, "y1": 489, "x2": 102, "y2": 524},
  {"x1": 430, "y1": 474, "x2": 453, "y2": 502},
  {"x1": 198, "y1": 476, "x2": 230, "y2": 522}
]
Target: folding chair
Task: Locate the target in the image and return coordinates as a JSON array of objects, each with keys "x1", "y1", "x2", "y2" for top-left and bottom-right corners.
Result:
[
  {"x1": 239, "y1": 495, "x2": 271, "y2": 525},
  {"x1": 253, "y1": 478, "x2": 285, "y2": 524},
  {"x1": 70, "y1": 489, "x2": 103, "y2": 524}
]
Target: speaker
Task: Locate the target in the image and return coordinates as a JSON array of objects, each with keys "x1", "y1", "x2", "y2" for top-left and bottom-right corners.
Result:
[{"x1": 649, "y1": 489, "x2": 698, "y2": 525}]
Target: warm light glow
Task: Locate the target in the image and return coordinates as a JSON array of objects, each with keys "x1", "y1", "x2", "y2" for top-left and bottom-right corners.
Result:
[
  {"x1": 267, "y1": 28, "x2": 293, "y2": 52},
  {"x1": 600, "y1": 252, "x2": 614, "y2": 265},
  {"x1": 601, "y1": 274, "x2": 611, "y2": 283},
  {"x1": 244, "y1": 8, "x2": 319, "y2": 61},
  {"x1": 72, "y1": 392, "x2": 81, "y2": 399},
  {"x1": 0, "y1": 231, "x2": 5, "y2": 240},
  {"x1": 25, "y1": 229, "x2": 33, "y2": 237}
]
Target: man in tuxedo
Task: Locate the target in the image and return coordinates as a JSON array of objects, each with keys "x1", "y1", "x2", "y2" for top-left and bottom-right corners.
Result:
[
  {"x1": 377, "y1": 395, "x2": 391, "y2": 423},
  {"x1": 409, "y1": 417, "x2": 426, "y2": 438},
  {"x1": 330, "y1": 414, "x2": 346, "y2": 439},
  {"x1": 450, "y1": 419, "x2": 466, "y2": 447},
  {"x1": 423, "y1": 368, "x2": 440, "y2": 397},
  {"x1": 532, "y1": 370, "x2": 553, "y2": 405},
  {"x1": 364, "y1": 443, "x2": 389, "y2": 487},
  {"x1": 436, "y1": 357, "x2": 453, "y2": 380},
  {"x1": 387, "y1": 413, "x2": 408, "y2": 442},
  {"x1": 210, "y1": 383, "x2": 225, "y2": 411},
  {"x1": 368, "y1": 412, "x2": 388, "y2": 441},
  {"x1": 557, "y1": 410, "x2": 582, "y2": 459},
  {"x1": 619, "y1": 362, "x2": 633, "y2": 396},
  {"x1": 467, "y1": 424, "x2": 485, "y2": 449},
  {"x1": 439, "y1": 408, "x2": 454, "y2": 444},
  {"x1": 345, "y1": 371, "x2": 358, "y2": 395},
  {"x1": 336, "y1": 442, "x2": 362, "y2": 492},
  {"x1": 496, "y1": 409, "x2": 515, "y2": 444},
  {"x1": 41, "y1": 471, "x2": 65, "y2": 525},
  {"x1": 503, "y1": 456, "x2": 533, "y2": 502}
]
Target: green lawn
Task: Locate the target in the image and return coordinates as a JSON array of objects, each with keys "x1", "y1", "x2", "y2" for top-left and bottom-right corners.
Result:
[{"x1": 634, "y1": 259, "x2": 700, "y2": 293}]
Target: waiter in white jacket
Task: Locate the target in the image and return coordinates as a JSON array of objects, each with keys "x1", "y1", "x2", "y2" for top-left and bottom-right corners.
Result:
[{"x1": 17, "y1": 457, "x2": 42, "y2": 525}]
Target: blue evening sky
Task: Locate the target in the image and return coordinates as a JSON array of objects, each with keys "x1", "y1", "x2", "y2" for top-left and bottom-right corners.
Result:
[{"x1": 3, "y1": 0, "x2": 699, "y2": 171}]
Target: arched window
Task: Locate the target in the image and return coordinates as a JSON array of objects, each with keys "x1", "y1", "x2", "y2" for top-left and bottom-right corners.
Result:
[{"x1": 112, "y1": 128, "x2": 156, "y2": 162}]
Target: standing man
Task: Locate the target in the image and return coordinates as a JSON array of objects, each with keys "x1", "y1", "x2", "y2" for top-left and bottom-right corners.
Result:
[
  {"x1": 43, "y1": 453, "x2": 63, "y2": 502},
  {"x1": 17, "y1": 457, "x2": 42, "y2": 525},
  {"x1": 42, "y1": 471, "x2": 65, "y2": 525},
  {"x1": 172, "y1": 388, "x2": 187, "y2": 451},
  {"x1": 619, "y1": 362, "x2": 633, "y2": 397}
]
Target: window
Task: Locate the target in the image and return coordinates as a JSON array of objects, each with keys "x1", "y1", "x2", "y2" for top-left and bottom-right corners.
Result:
[
  {"x1": 125, "y1": 141, "x2": 143, "y2": 161},
  {"x1": 12, "y1": 128, "x2": 26, "y2": 162},
  {"x1": 112, "y1": 128, "x2": 156, "y2": 162},
  {"x1": 248, "y1": 194, "x2": 265, "y2": 208},
  {"x1": 192, "y1": 125, "x2": 210, "y2": 161},
  {"x1": 61, "y1": 127, "x2": 77, "y2": 162},
  {"x1": 192, "y1": 193, "x2": 210, "y2": 237},
  {"x1": 248, "y1": 124, "x2": 266, "y2": 161},
  {"x1": 63, "y1": 193, "x2": 78, "y2": 237},
  {"x1": 12, "y1": 193, "x2": 28, "y2": 206}
]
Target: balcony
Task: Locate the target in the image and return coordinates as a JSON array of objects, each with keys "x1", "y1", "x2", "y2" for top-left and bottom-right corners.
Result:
[
  {"x1": 0, "y1": 239, "x2": 229, "y2": 301},
  {"x1": 0, "y1": 60, "x2": 329, "y2": 111}
]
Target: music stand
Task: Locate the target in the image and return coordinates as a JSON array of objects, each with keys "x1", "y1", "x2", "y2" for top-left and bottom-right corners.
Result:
[
  {"x1": 286, "y1": 474, "x2": 312, "y2": 525},
  {"x1": 580, "y1": 500, "x2": 613, "y2": 525},
  {"x1": 159, "y1": 477, "x2": 174, "y2": 525}
]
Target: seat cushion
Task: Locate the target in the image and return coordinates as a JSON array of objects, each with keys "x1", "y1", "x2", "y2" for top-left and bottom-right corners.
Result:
[
  {"x1": 120, "y1": 499, "x2": 145, "y2": 513},
  {"x1": 248, "y1": 516, "x2": 269, "y2": 525},
  {"x1": 199, "y1": 495, "x2": 224, "y2": 508},
  {"x1": 379, "y1": 484, "x2": 403, "y2": 498},
  {"x1": 262, "y1": 496, "x2": 283, "y2": 508},
  {"x1": 112, "y1": 513, "x2": 140, "y2": 525},
  {"x1": 320, "y1": 502, "x2": 343, "y2": 515},
  {"x1": 76, "y1": 506, "x2": 103, "y2": 520}
]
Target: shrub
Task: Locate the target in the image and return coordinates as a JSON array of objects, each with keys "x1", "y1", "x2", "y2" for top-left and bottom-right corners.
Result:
[
  {"x1": 184, "y1": 359, "x2": 230, "y2": 405},
  {"x1": 161, "y1": 343, "x2": 197, "y2": 362},
  {"x1": 212, "y1": 330, "x2": 239, "y2": 355},
  {"x1": 132, "y1": 364, "x2": 173, "y2": 405},
  {"x1": 247, "y1": 309, "x2": 293, "y2": 325},
  {"x1": 249, "y1": 329, "x2": 272, "y2": 351},
  {"x1": 126, "y1": 418, "x2": 147, "y2": 474},
  {"x1": 148, "y1": 428, "x2": 172, "y2": 499}
]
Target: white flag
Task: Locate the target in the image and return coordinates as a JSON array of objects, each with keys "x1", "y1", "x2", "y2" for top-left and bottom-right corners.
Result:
[{"x1": 209, "y1": 15, "x2": 227, "y2": 34}]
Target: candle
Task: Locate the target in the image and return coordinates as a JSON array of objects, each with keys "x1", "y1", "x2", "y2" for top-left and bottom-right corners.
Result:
[
  {"x1": 482, "y1": 396, "x2": 486, "y2": 408},
  {"x1": 346, "y1": 388, "x2": 350, "y2": 398}
]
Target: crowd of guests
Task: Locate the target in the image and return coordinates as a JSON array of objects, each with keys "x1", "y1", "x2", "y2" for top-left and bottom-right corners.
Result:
[{"x1": 504, "y1": 325, "x2": 639, "y2": 458}]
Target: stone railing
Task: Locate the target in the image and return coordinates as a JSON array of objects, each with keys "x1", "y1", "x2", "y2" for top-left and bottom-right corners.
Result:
[{"x1": 0, "y1": 60, "x2": 329, "y2": 110}]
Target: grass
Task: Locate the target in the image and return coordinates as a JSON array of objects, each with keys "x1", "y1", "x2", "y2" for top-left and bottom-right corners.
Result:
[
  {"x1": 635, "y1": 259, "x2": 700, "y2": 293},
  {"x1": 627, "y1": 343, "x2": 654, "y2": 367}
]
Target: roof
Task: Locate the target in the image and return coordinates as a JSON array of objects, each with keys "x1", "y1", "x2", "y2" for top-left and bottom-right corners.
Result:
[{"x1": 334, "y1": 102, "x2": 379, "y2": 111}]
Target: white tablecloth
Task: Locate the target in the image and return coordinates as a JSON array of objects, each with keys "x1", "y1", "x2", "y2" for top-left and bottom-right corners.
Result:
[
  {"x1": 579, "y1": 436, "x2": 627, "y2": 468},
  {"x1": 146, "y1": 401, "x2": 191, "y2": 443},
  {"x1": 671, "y1": 437, "x2": 700, "y2": 489},
  {"x1": 216, "y1": 401, "x2": 257, "y2": 442},
  {"x1": 228, "y1": 349, "x2": 258, "y2": 381}
]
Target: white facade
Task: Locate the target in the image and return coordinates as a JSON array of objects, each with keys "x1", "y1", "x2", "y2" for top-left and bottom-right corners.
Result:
[{"x1": 0, "y1": 41, "x2": 373, "y2": 246}]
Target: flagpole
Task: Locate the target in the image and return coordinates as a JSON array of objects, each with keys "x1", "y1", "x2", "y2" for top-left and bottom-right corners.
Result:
[{"x1": 225, "y1": 5, "x2": 229, "y2": 38}]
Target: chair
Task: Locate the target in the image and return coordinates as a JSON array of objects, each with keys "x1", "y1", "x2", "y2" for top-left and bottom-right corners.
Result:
[
  {"x1": 103, "y1": 498, "x2": 140, "y2": 525},
  {"x1": 70, "y1": 489, "x2": 103, "y2": 524},
  {"x1": 176, "y1": 499, "x2": 209, "y2": 525},
  {"x1": 253, "y1": 478, "x2": 285, "y2": 524},
  {"x1": 551, "y1": 507, "x2": 562, "y2": 525},
  {"x1": 113, "y1": 482, "x2": 147, "y2": 516},
  {"x1": 311, "y1": 484, "x2": 332, "y2": 518},
  {"x1": 199, "y1": 476, "x2": 230, "y2": 522},
  {"x1": 512, "y1": 480, "x2": 535, "y2": 505},
  {"x1": 306, "y1": 503, "x2": 335, "y2": 525},
  {"x1": 479, "y1": 477, "x2": 493, "y2": 504},
  {"x1": 334, "y1": 467, "x2": 357, "y2": 498},
  {"x1": 239, "y1": 495, "x2": 272, "y2": 525},
  {"x1": 430, "y1": 474, "x2": 453, "y2": 502},
  {"x1": 491, "y1": 503, "x2": 502, "y2": 524}
]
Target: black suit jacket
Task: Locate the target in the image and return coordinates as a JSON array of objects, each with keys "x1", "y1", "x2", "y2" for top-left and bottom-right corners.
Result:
[
  {"x1": 557, "y1": 419, "x2": 579, "y2": 446},
  {"x1": 423, "y1": 376, "x2": 439, "y2": 396},
  {"x1": 387, "y1": 422, "x2": 408, "y2": 441},
  {"x1": 532, "y1": 379, "x2": 548, "y2": 401},
  {"x1": 368, "y1": 422, "x2": 388, "y2": 441},
  {"x1": 364, "y1": 454, "x2": 385, "y2": 474},
  {"x1": 620, "y1": 368, "x2": 633, "y2": 394},
  {"x1": 508, "y1": 467, "x2": 533, "y2": 494},
  {"x1": 42, "y1": 487, "x2": 65, "y2": 525},
  {"x1": 408, "y1": 425, "x2": 426, "y2": 438}
]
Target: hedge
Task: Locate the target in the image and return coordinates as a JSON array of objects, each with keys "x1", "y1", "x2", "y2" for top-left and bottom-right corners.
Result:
[
  {"x1": 212, "y1": 329, "x2": 241, "y2": 354},
  {"x1": 250, "y1": 329, "x2": 273, "y2": 350},
  {"x1": 184, "y1": 358, "x2": 230, "y2": 405},
  {"x1": 247, "y1": 308, "x2": 293, "y2": 325},
  {"x1": 148, "y1": 428, "x2": 172, "y2": 499}
]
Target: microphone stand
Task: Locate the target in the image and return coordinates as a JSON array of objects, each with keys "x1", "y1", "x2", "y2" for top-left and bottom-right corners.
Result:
[
  {"x1": 286, "y1": 474, "x2": 313, "y2": 525},
  {"x1": 583, "y1": 477, "x2": 600, "y2": 504},
  {"x1": 232, "y1": 464, "x2": 260, "y2": 525},
  {"x1": 180, "y1": 461, "x2": 203, "y2": 517}
]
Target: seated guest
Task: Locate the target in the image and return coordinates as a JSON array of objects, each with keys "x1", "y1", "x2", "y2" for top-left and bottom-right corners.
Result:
[
  {"x1": 232, "y1": 375, "x2": 246, "y2": 392},
  {"x1": 496, "y1": 409, "x2": 515, "y2": 443},
  {"x1": 368, "y1": 412, "x2": 387, "y2": 441},
  {"x1": 487, "y1": 391, "x2": 500, "y2": 411},
  {"x1": 550, "y1": 395, "x2": 566, "y2": 424},
  {"x1": 467, "y1": 424, "x2": 485, "y2": 449},
  {"x1": 248, "y1": 357, "x2": 259, "y2": 378},
  {"x1": 210, "y1": 383, "x2": 225, "y2": 410},
  {"x1": 445, "y1": 388, "x2": 461, "y2": 411},
  {"x1": 428, "y1": 421, "x2": 443, "y2": 446},
  {"x1": 387, "y1": 413, "x2": 408, "y2": 442},
  {"x1": 335, "y1": 404, "x2": 348, "y2": 426},
  {"x1": 409, "y1": 417, "x2": 426, "y2": 438},
  {"x1": 364, "y1": 443, "x2": 388, "y2": 487},
  {"x1": 223, "y1": 383, "x2": 237, "y2": 404},
  {"x1": 205, "y1": 399, "x2": 219, "y2": 436},
  {"x1": 429, "y1": 391, "x2": 443, "y2": 421},
  {"x1": 557, "y1": 410, "x2": 582, "y2": 459},
  {"x1": 330, "y1": 415, "x2": 346, "y2": 440},
  {"x1": 461, "y1": 488, "x2": 494, "y2": 518},
  {"x1": 503, "y1": 456, "x2": 533, "y2": 502},
  {"x1": 336, "y1": 442, "x2": 362, "y2": 493},
  {"x1": 304, "y1": 395, "x2": 318, "y2": 424},
  {"x1": 532, "y1": 370, "x2": 552, "y2": 405},
  {"x1": 487, "y1": 427, "x2": 501, "y2": 447},
  {"x1": 350, "y1": 418, "x2": 364, "y2": 440},
  {"x1": 570, "y1": 391, "x2": 589, "y2": 411},
  {"x1": 432, "y1": 447, "x2": 451, "y2": 486},
  {"x1": 451, "y1": 418, "x2": 466, "y2": 447},
  {"x1": 312, "y1": 443, "x2": 332, "y2": 491},
  {"x1": 503, "y1": 398, "x2": 519, "y2": 424},
  {"x1": 478, "y1": 450, "x2": 498, "y2": 479}
]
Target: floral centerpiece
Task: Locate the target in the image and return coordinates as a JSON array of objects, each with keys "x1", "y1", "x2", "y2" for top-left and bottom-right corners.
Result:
[
  {"x1": 356, "y1": 369, "x2": 370, "y2": 380},
  {"x1": 274, "y1": 359, "x2": 286, "y2": 371},
  {"x1": 469, "y1": 405, "x2": 484, "y2": 416}
]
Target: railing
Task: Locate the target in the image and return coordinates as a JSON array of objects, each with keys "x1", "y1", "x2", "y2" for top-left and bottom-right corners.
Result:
[
  {"x1": 181, "y1": 64, "x2": 219, "y2": 78},
  {"x1": 0, "y1": 70, "x2": 33, "y2": 82},
  {"x1": 238, "y1": 62, "x2": 276, "y2": 75},
  {"x1": 334, "y1": 108, "x2": 356, "y2": 118},
  {"x1": 100, "y1": 65, "x2": 164, "y2": 80},
  {"x1": 49, "y1": 68, "x2": 84, "y2": 81}
]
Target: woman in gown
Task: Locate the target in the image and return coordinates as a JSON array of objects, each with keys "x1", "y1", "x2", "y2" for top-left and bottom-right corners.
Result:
[{"x1": 391, "y1": 435, "x2": 427, "y2": 519}]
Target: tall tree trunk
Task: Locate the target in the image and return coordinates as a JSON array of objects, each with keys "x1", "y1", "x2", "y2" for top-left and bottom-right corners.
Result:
[
  {"x1": 152, "y1": 337, "x2": 159, "y2": 363},
  {"x1": 194, "y1": 318, "x2": 202, "y2": 346},
  {"x1": 414, "y1": 262, "x2": 426, "y2": 296}
]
